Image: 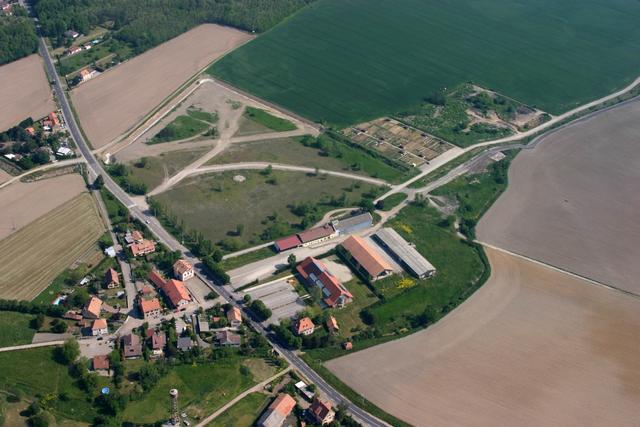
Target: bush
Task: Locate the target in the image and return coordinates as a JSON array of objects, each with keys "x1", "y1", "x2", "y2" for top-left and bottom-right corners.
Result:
[{"x1": 250, "y1": 300, "x2": 271, "y2": 322}]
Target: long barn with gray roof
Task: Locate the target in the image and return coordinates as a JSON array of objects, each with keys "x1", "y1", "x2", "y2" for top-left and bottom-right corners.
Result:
[{"x1": 373, "y1": 228, "x2": 436, "y2": 279}]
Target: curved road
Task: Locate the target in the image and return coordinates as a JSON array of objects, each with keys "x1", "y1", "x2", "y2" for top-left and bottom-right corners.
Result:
[{"x1": 38, "y1": 37, "x2": 390, "y2": 427}]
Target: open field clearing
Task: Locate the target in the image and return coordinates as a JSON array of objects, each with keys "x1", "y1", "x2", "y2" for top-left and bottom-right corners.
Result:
[
  {"x1": 151, "y1": 171, "x2": 378, "y2": 251},
  {"x1": 206, "y1": 392, "x2": 269, "y2": 427},
  {"x1": 0, "y1": 193, "x2": 105, "y2": 300},
  {"x1": 71, "y1": 24, "x2": 252, "y2": 148},
  {"x1": 0, "y1": 312, "x2": 36, "y2": 347},
  {"x1": 327, "y1": 248, "x2": 640, "y2": 426},
  {"x1": 477, "y1": 99, "x2": 640, "y2": 294},
  {"x1": 0, "y1": 54, "x2": 55, "y2": 131},
  {"x1": 0, "y1": 173, "x2": 87, "y2": 240},
  {"x1": 212, "y1": 0, "x2": 640, "y2": 126}
]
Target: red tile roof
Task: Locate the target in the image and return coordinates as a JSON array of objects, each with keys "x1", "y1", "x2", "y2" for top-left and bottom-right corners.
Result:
[
  {"x1": 104, "y1": 268, "x2": 119, "y2": 285},
  {"x1": 296, "y1": 317, "x2": 315, "y2": 335},
  {"x1": 326, "y1": 316, "x2": 339, "y2": 332},
  {"x1": 297, "y1": 224, "x2": 334, "y2": 243},
  {"x1": 131, "y1": 230, "x2": 143, "y2": 242},
  {"x1": 92, "y1": 355, "x2": 109, "y2": 370},
  {"x1": 148, "y1": 270, "x2": 166, "y2": 288},
  {"x1": 130, "y1": 239, "x2": 155, "y2": 256},
  {"x1": 173, "y1": 259, "x2": 193, "y2": 275},
  {"x1": 341, "y1": 235, "x2": 393, "y2": 278},
  {"x1": 227, "y1": 306, "x2": 242, "y2": 323},
  {"x1": 274, "y1": 235, "x2": 301, "y2": 251},
  {"x1": 150, "y1": 330, "x2": 166, "y2": 350},
  {"x1": 83, "y1": 296, "x2": 102, "y2": 318},
  {"x1": 92, "y1": 318, "x2": 107, "y2": 330},
  {"x1": 309, "y1": 398, "x2": 334, "y2": 424},
  {"x1": 140, "y1": 298, "x2": 161, "y2": 314},
  {"x1": 296, "y1": 257, "x2": 352, "y2": 308},
  {"x1": 269, "y1": 393, "x2": 296, "y2": 417},
  {"x1": 161, "y1": 279, "x2": 191, "y2": 307}
]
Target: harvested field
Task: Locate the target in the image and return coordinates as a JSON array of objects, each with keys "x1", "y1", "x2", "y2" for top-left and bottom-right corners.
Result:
[
  {"x1": 70, "y1": 24, "x2": 252, "y2": 148},
  {"x1": 477, "y1": 98, "x2": 640, "y2": 294},
  {"x1": 0, "y1": 193, "x2": 106, "y2": 300},
  {"x1": 0, "y1": 54, "x2": 55, "y2": 131},
  {"x1": 327, "y1": 248, "x2": 640, "y2": 427},
  {"x1": 0, "y1": 173, "x2": 87, "y2": 240}
]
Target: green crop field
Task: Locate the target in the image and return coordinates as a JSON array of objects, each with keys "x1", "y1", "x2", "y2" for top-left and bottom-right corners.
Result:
[{"x1": 211, "y1": 0, "x2": 640, "y2": 126}]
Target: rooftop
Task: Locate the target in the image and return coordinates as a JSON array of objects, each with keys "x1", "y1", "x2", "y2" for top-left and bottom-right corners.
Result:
[
  {"x1": 374, "y1": 228, "x2": 436, "y2": 277},
  {"x1": 334, "y1": 212, "x2": 373, "y2": 232},
  {"x1": 275, "y1": 235, "x2": 301, "y2": 251},
  {"x1": 92, "y1": 318, "x2": 107, "y2": 330},
  {"x1": 92, "y1": 355, "x2": 109, "y2": 370},
  {"x1": 173, "y1": 259, "x2": 193, "y2": 275},
  {"x1": 297, "y1": 224, "x2": 335, "y2": 243},
  {"x1": 296, "y1": 317, "x2": 315, "y2": 334},
  {"x1": 140, "y1": 298, "x2": 161, "y2": 314},
  {"x1": 161, "y1": 279, "x2": 191, "y2": 307},
  {"x1": 341, "y1": 235, "x2": 393, "y2": 278}
]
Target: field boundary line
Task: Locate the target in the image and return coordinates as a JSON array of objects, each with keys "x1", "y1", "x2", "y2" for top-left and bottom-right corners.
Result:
[
  {"x1": 0, "y1": 340, "x2": 64, "y2": 353},
  {"x1": 477, "y1": 241, "x2": 640, "y2": 300}
]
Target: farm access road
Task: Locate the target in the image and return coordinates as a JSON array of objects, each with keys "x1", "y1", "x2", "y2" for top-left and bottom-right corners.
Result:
[{"x1": 38, "y1": 36, "x2": 390, "y2": 427}]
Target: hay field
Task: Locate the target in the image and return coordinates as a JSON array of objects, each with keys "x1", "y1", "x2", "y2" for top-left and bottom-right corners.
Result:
[
  {"x1": 0, "y1": 173, "x2": 87, "y2": 240},
  {"x1": 0, "y1": 54, "x2": 55, "y2": 131},
  {"x1": 212, "y1": 0, "x2": 640, "y2": 126},
  {"x1": 0, "y1": 193, "x2": 106, "y2": 300},
  {"x1": 327, "y1": 248, "x2": 640, "y2": 427},
  {"x1": 477, "y1": 98, "x2": 640, "y2": 294},
  {"x1": 70, "y1": 24, "x2": 252, "y2": 148}
]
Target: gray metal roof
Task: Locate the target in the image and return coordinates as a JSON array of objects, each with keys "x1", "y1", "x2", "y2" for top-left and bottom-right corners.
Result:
[
  {"x1": 334, "y1": 212, "x2": 373, "y2": 232},
  {"x1": 373, "y1": 228, "x2": 436, "y2": 277}
]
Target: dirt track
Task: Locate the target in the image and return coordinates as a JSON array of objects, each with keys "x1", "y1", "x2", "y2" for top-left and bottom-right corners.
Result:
[
  {"x1": 327, "y1": 248, "x2": 640, "y2": 427},
  {"x1": 70, "y1": 24, "x2": 252, "y2": 148},
  {"x1": 0, "y1": 54, "x2": 55, "y2": 131},
  {"x1": 0, "y1": 173, "x2": 86, "y2": 240},
  {"x1": 477, "y1": 99, "x2": 640, "y2": 294}
]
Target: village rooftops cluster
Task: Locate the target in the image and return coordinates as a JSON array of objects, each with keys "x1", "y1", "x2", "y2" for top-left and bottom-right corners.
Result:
[{"x1": 148, "y1": 270, "x2": 192, "y2": 308}]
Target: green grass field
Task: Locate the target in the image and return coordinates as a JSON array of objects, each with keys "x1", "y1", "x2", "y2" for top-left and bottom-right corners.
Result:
[
  {"x1": 122, "y1": 358, "x2": 257, "y2": 423},
  {"x1": 206, "y1": 392, "x2": 270, "y2": 427},
  {"x1": 219, "y1": 247, "x2": 277, "y2": 271},
  {"x1": 149, "y1": 115, "x2": 212, "y2": 144},
  {"x1": 329, "y1": 278, "x2": 378, "y2": 338},
  {"x1": 152, "y1": 171, "x2": 378, "y2": 251},
  {"x1": 377, "y1": 193, "x2": 407, "y2": 211},
  {"x1": 243, "y1": 107, "x2": 297, "y2": 132},
  {"x1": 127, "y1": 148, "x2": 209, "y2": 191},
  {"x1": 0, "y1": 312, "x2": 36, "y2": 347},
  {"x1": 211, "y1": 0, "x2": 640, "y2": 126}
]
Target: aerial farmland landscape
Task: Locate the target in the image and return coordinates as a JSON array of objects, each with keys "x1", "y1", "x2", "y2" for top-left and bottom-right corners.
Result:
[{"x1": 0, "y1": 0, "x2": 639, "y2": 426}]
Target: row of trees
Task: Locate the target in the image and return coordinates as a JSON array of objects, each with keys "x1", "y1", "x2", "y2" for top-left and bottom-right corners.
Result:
[
  {"x1": 0, "y1": 8, "x2": 38, "y2": 65},
  {"x1": 34, "y1": 0, "x2": 314, "y2": 49}
]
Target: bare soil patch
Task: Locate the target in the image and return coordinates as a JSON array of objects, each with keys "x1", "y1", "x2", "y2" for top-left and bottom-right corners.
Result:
[
  {"x1": 327, "y1": 248, "x2": 640, "y2": 427},
  {"x1": 0, "y1": 193, "x2": 105, "y2": 300},
  {"x1": 0, "y1": 54, "x2": 55, "y2": 131},
  {"x1": 0, "y1": 173, "x2": 87, "y2": 240},
  {"x1": 477, "y1": 99, "x2": 640, "y2": 294},
  {"x1": 70, "y1": 24, "x2": 252, "y2": 148}
]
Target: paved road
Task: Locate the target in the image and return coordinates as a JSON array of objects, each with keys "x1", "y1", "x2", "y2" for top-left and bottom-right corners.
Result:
[
  {"x1": 38, "y1": 36, "x2": 388, "y2": 427},
  {"x1": 0, "y1": 340, "x2": 65, "y2": 353}
]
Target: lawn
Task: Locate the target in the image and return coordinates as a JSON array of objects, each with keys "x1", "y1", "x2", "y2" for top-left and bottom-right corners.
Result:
[
  {"x1": 209, "y1": 134, "x2": 414, "y2": 183},
  {"x1": 0, "y1": 193, "x2": 106, "y2": 301},
  {"x1": 329, "y1": 278, "x2": 379, "y2": 338},
  {"x1": 151, "y1": 170, "x2": 379, "y2": 251},
  {"x1": 206, "y1": 392, "x2": 270, "y2": 427},
  {"x1": 377, "y1": 193, "x2": 407, "y2": 211},
  {"x1": 187, "y1": 107, "x2": 218, "y2": 124},
  {"x1": 122, "y1": 358, "x2": 258, "y2": 424},
  {"x1": 0, "y1": 311, "x2": 36, "y2": 347},
  {"x1": 0, "y1": 347, "x2": 96, "y2": 423},
  {"x1": 220, "y1": 246, "x2": 278, "y2": 271},
  {"x1": 211, "y1": 0, "x2": 640, "y2": 126},
  {"x1": 126, "y1": 148, "x2": 209, "y2": 191},
  {"x1": 243, "y1": 107, "x2": 297, "y2": 132},
  {"x1": 148, "y1": 115, "x2": 212, "y2": 144}
]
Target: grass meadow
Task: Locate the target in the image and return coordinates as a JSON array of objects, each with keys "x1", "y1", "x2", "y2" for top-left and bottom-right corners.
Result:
[
  {"x1": 211, "y1": 0, "x2": 640, "y2": 126},
  {"x1": 206, "y1": 392, "x2": 270, "y2": 427},
  {"x1": 0, "y1": 311, "x2": 36, "y2": 347}
]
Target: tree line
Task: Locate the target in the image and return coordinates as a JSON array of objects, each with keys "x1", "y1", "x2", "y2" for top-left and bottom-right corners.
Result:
[
  {"x1": 33, "y1": 0, "x2": 314, "y2": 50},
  {"x1": 0, "y1": 7, "x2": 38, "y2": 65}
]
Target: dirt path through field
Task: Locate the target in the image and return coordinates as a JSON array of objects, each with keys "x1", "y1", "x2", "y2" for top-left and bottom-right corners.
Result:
[{"x1": 327, "y1": 248, "x2": 640, "y2": 427}]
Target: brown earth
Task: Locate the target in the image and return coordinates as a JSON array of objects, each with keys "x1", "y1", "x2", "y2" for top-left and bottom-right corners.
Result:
[
  {"x1": 0, "y1": 173, "x2": 86, "y2": 240},
  {"x1": 70, "y1": 24, "x2": 252, "y2": 148},
  {"x1": 0, "y1": 54, "x2": 55, "y2": 132},
  {"x1": 0, "y1": 192, "x2": 105, "y2": 300},
  {"x1": 327, "y1": 248, "x2": 640, "y2": 427},
  {"x1": 477, "y1": 98, "x2": 640, "y2": 294}
]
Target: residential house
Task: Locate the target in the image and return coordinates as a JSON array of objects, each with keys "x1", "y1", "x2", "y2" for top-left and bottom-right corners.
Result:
[
  {"x1": 82, "y1": 296, "x2": 102, "y2": 319},
  {"x1": 215, "y1": 330, "x2": 241, "y2": 347},
  {"x1": 64, "y1": 30, "x2": 79, "y2": 38},
  {"x1": 294, "y1": 317, "x2": 315, "y2": 336},
  {"x1": 25, "y1": 127, "x2": 35, "y2": 136},
  {"x1": 66, "y1": 46, "x2": 82, "y2": 56},
  {"x1": 139, "y1": 298, "x2": 162, "y2": 319},
  {"x1": 129, "y1": 239, "x2": 156, "y2": 257},
  {"x1": 104, "y1": 246, "x2": 116, "y2": 258},
  {"x1": 78, "y1": 68, "x2": 97, "y2": 83},
  {"x1": 296, "y1": 257, "x2": 353, "y2": 308},
  {"x1": 308, "y1": 398, "x2": 335, "y2": 425},
  {"x1": 173, "y1": 259, "x2": 194, "y2": 281},
  {"x1": 177, "y1": 336, "x2": 194, "y2": 351},
  {"x1": 326, "y1": 316, "x2": 339, "y2": 334},
  {"x1": 104, "y1": 268, "x2": 120, "y2": 289},
  {"x1": 297, "y1": 225, "x2": 336, "y2": 247},
  {"x1": 161, "y1": 279, "x2": 192, "y2": 308},
  {"x1": 257, "y1": 393, "x2": 297, "y2": 427},
  {"x1": 91, "y1": 318, "x2": 108, "y2": 336},
  {"x1": 56, "y1": 146, "x2": 73, "y2": 157},
  {"x1": 48, "y1": 112, "x2": 60, "y2": 129},
  {"x1": 294, "y1": 381, "x2": 315, "y2": 401},
  {"x1": 340, "y1": 235, "x2": 394, "y2": 282},
  {"x1": 63, "y1": 310, "x2": 82, "y2": 321},
  {"x1": 92, "y1": 355, "x2": 110, "y2": 372},
  {"x1": 226, "y1": 306, "x2": 242, "y2": 328},
  {"x1": 146, "y1": 329, "x2": 166, "y2": 356},
  {"x1": 124, "y1": 230, "x2": 144, "y2": 245},
  {"x1": 122, "y1": 334, "x2": 143, "y2": 358},
  {"x1": 197, "y1": 315, "x2": 210, "y2": 333}
]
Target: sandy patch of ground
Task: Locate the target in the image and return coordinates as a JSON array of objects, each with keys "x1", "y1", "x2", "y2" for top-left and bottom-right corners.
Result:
[
  {"x1": 0, "y1": 168, "x2": 10, "y2": 185},
  {"x1": 0, "y1": 54, "x2": 55, "y2": 131},
  {"x1": 0, "y1": 173, "x2": 87, "y2": 240},
  {"x1": 477, "y1": 99, "x2": 640, "y2": 294},
  {"x1": 327, "y1": 248, "x2": 640, "y2": 427},
  {"x1": 70, "y1": 24, "x2": 252, "y2": 148}
]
